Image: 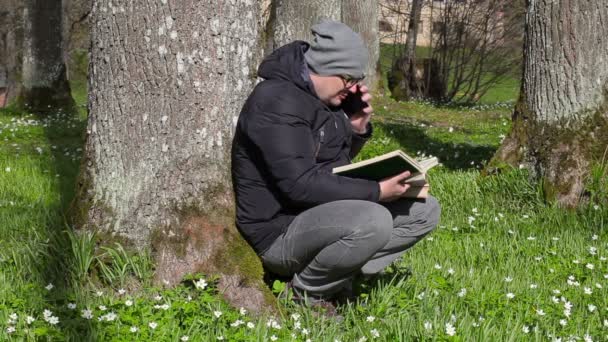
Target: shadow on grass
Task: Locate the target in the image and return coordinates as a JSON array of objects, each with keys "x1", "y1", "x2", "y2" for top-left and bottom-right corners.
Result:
[
  {"x1": 32, "y1": 101, "x2": 93, "y2": 339},
  {"x1": 377, "y1": 120, "x2": 498, "y2": 170}
]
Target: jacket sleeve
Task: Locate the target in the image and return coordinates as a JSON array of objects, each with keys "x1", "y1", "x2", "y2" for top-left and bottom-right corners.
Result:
[
  {"x1": 244, "y1": 110, "x2": 380, "y2": 207},
  {"x1": 349, "y1": 122, "x2": 373, "y2": 160}
]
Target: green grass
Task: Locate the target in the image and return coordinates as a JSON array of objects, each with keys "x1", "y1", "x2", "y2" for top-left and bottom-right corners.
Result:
[{"x1": 1, "y1": 79, "x2": 607, "y2": 341}]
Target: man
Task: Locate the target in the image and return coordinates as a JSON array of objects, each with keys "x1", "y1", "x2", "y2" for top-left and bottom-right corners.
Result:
[{"x1": 231, "y1": 20, "x2": 440, "y2": 308}]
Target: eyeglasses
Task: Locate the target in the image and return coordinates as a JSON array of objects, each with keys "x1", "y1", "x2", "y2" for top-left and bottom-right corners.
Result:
[{"x1": 339, "y1": 75, "x2": 365, "y2": 89}]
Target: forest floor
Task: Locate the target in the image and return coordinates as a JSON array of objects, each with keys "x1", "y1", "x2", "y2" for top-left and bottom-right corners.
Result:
[{"x1": 0, "y1": 83, "x2": 606, "y2": 341}]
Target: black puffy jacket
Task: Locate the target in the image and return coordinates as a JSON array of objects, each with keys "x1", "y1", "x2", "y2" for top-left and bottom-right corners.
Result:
[{"x1": 231, "y1": 41, "x2": 380, "y2": 255}]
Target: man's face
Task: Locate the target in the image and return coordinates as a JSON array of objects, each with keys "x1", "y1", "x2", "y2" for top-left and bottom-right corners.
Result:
[{"x1": 311, "y1": 75, "x2": 360, "y2": 107}]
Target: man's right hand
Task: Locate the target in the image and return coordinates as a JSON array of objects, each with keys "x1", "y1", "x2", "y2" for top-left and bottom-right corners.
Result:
[{"x1": 378, "y1": 171, "x2": 411, "y2": 202}]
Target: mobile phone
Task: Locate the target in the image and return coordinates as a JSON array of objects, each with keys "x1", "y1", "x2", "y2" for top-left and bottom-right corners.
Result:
[{"x1": 342, "y1": 85, "x2": 369, "y2": 116}]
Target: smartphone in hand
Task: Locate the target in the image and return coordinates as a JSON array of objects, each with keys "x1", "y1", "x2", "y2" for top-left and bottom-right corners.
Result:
[{"x1": 341, "y1": 85, "x2": 369, "y2": 116}]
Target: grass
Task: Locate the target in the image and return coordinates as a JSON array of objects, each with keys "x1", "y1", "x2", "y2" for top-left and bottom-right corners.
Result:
[{"x1": 0, "y1": 76, "x2": 607, "y2": 341}]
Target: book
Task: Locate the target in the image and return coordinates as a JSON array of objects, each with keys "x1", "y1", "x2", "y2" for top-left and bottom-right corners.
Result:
[{"x1": 332, "y1": 150, "x2": 438, "y2": 198}]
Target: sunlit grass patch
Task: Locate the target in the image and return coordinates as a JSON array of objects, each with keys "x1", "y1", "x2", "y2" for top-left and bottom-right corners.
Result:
[{"x1": 1, "y1": 90, "x2": 606, "y2": 340}]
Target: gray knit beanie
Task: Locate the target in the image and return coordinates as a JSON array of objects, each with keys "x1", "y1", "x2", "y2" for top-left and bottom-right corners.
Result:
[{"x1": 304, "y1": 20, "x2": 368, "y2": 79}]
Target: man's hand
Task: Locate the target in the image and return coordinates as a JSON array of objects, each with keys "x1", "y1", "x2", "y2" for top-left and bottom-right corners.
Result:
[
  {"x1": 378, "y1": 171, "x2": 411, "y2": 202},
  {"x1": 343, "y1": 85, "x2": 373, "y2": 134}
]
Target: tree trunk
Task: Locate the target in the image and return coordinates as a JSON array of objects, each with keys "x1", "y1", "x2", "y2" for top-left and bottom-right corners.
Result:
[
  {"x1": 21, "y1": 0, "x2": 74, "y2": 111},
  {"x1": 490, "y1": 0, "x2": 608, "y2": 207},
  {"x1": 342, "y1": 0, "x2": 380, "y2": 90},
  {"x1": 269, "y1": 0, "x2": 341, "y2": 49},
  {"x1": 0, "y1": 0, "x2": 24, "y2": 107},
  {"x1": 268, "y1": 0, "x2": 380, "y2": 91},
  {"x1": 78, "y1": 0, "x2": 272, "y2": 313},
  {"x1": 388, "y1": 0, "x2": 423, "y2": 101},
  {"x1": 62, "y1": 0, "x2": 92, "y2": 81}
]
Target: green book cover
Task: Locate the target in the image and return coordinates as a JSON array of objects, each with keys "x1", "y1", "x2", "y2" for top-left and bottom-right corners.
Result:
[{"x1": 333, "y1": 150, "x2": 438, "y2": 182}]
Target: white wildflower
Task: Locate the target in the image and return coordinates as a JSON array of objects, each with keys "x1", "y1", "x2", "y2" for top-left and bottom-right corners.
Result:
[
  {"x1": 130, "y1": 326, "x2": 138, "y2": 333},
  {"x1": 81, "y1": 309, "x2": 93, "y2": 320},
  {"x1": 125, "y1": 300, "x2": 133, "y2": 307},
  {"x1": 522, "y1": 325, "x2": 530, "y2": 334},
  {"x1": 45, "y1": 283, "x2": 54, "y2": 290},
  {"x1": 67, "y1": 303, "x2": 76, "y2": 309},
  {"x1": 504, "y1": 276, "x2": 513, "y2": 282},
  {"x1": 457, "y1": 288, "x2": 467, "y2": 297},
  {"x1": 181, "y1": 336, "x2": 189, "y2": 341},
  {"x1": 230, "y1": 319, "x2": 244, "y2": 327},
  {"x1": 559, "y1": 319, "x2": 567, "y2": 326},
  {"x1": 530, "y1": 284, "x2": 538, "y2": 289},
  {"x1": 213, "y1": 311, "x2": 222, "y2": 318},
  {"x1": 149, "y1": 322, "x2": 157, "y2": 329},
  {"x1": 6, "y1": 326, "x2": 15, "y2": 334},
  {"x1": 195, "y1": 278, "x2": 208, "y2": 290},
  {"x1": 584, "y1": 287, "x2": 593, "y2": 295},
  {"x1": 506, "y1": 292, "x2": 515, "y2": 299},
  {"x1": 424, "y1": 321, "x2": 432, "y2": 330},
  {"x1": 26, "y1": 316, "x2": 35, "y2": 324},
  {"x1": 366, "y1": 316, "x2": 375, "y2": 322},
  {"x1": 434, "y1": 263, "x2": 442, "y2": 270},
  {"x1": 270, "y1": 336, "x2": 278, "y2": 341},
  {"x1": 536, "y1": 308, "x2": 545, "y2": 316},
  {"x1": 118, "y1": 288, "x2": 126, "y2": 295},
  {"x1": 239, "y1": 307, "x2": 247, "y2": 315},
  {"x1": 445, "y1": 322, "x2": 456, "y2": 336},
  {"x1": 47, "y1": 316, "x2": 59, "y2": 325},
  {"x1": 246, "y1": 322, "x2": 255, "y2": 329},
  {"x1": 588, "y1": 304, "x2": 597, "y2": 312},
  {"x1": 371, "y1": 328, "x2": 380, "y2": 338}
]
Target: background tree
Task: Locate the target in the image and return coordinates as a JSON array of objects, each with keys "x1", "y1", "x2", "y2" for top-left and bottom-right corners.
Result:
[
  {"x1": 490, "y1": 0, "x2": 608, "y2": 207},
  {"x1": 267, "y1": 0, "x2": 379, "y2": 90},
  {"x1": 431, "y1": 0, "x2": 523, "y2": 102},
  {"x1": 21, "y1": 0, "x2": 74, "y2": 111},
  {"x1": 0, "y1": 0, "x2": 24, "y2": 107},
  {"x1": 387, "y1": 0, "x2": 423, "y2": 101},
  {"x1": 77, "y1": 0, "x2": 271, "y2": 312},
  {"x1": 342, "y1": 0, "x2": 380, "y2": 89}
]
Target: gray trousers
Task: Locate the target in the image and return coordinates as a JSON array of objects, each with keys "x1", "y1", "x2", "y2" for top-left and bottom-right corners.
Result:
[{"x1": 261, "y1": 196, "x2": 441, "y2": 297}]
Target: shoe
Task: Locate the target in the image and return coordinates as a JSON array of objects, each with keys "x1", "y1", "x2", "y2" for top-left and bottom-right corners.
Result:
[{"x1": 281, "y1": 281, "x2": 343, "y2": 321}]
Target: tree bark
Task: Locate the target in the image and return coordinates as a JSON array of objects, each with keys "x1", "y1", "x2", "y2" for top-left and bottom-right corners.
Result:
[
  {"x1": 388, "y1": 0, "x2": 423, "y2": 101},
  {"x1": 62, "y1": 0, "x2": 92, "y2": 80},
  {"x1": 268, "y1": 0, "x2": 380, "y2": 91},
  {"x1": 269, "y1": 0, "x2": 341, "y2": 50},
  {"x1": 79, "y1": 0, "x2": 272, "y2": 312},
  {"x1": 490, "y1": 0, "x2": 608, "y2": 207},
  {"x1": 0, "y1": 0, "x2": 25, "y2": 106},
  {"x1": 21, "y1": 0, "x2": 74, "y2": 111},
  {"x1": 342, "y1": 0, "x2": 380, "y2": 90}
]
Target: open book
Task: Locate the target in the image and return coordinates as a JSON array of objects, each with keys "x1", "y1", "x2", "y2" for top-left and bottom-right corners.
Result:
[{"x1": 332, "y1": 150, "x2": 439, "y2": 198}]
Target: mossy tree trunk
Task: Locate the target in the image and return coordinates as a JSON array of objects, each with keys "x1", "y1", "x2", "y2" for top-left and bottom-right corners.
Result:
[
  {"x1": 267, "y1": 0, "x2": 379, "y2": 91},
  {"x1": 21, "y1": 0, "x2": 74, "y2": 112},
  {"x1": 79, "y1": 0, "x2": 273, "y2": 313},
  {"x1": 0, "y1": 0, "x2": 25, "y2": 106},
  {"x1": 490, "y1": 0, "x2": 608, "y2": 208}
]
